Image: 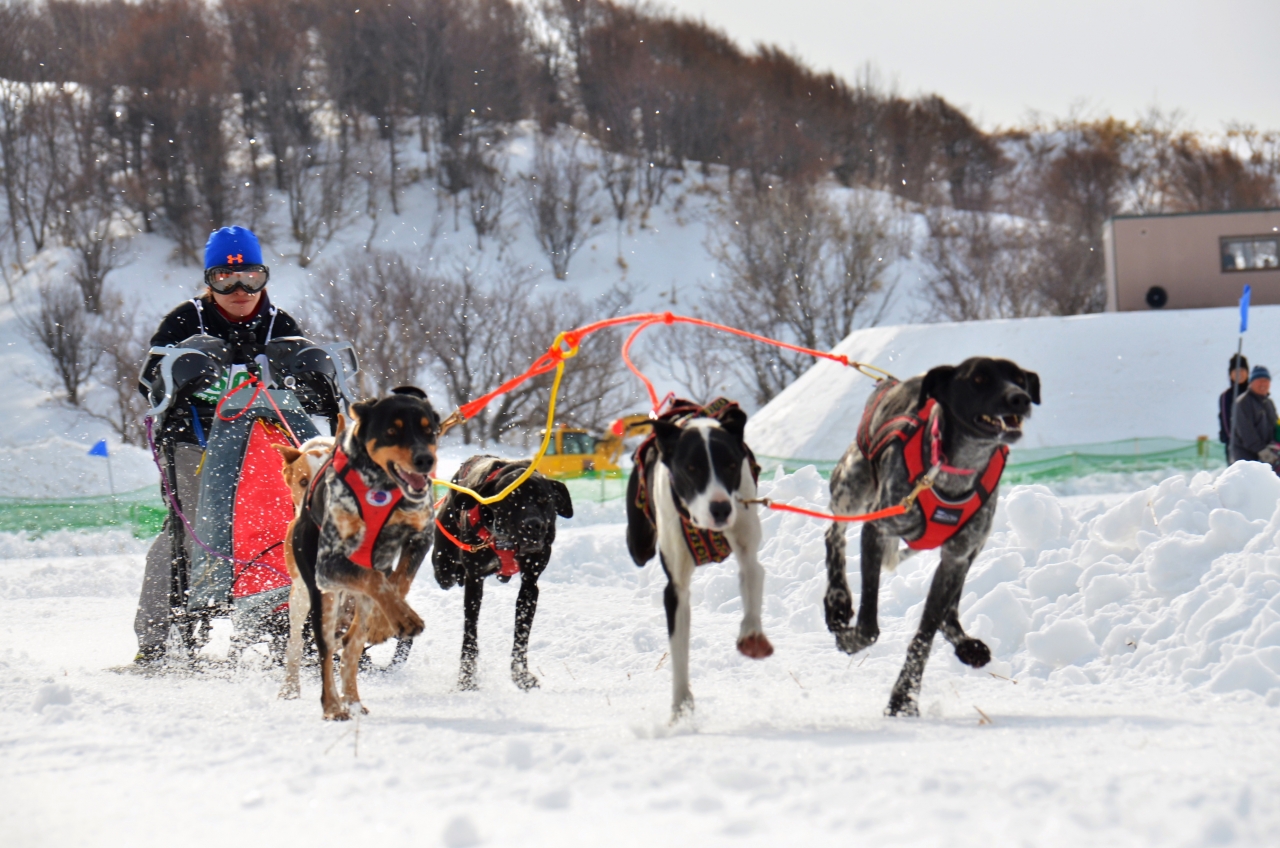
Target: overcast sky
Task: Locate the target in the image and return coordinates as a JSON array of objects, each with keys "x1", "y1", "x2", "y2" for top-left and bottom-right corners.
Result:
[{"x1": 660, "y1": 0, "x2": 1280, "y2": 133}]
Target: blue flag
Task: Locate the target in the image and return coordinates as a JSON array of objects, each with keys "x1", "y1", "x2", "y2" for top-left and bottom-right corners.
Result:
[
  {"x1": 88, "y1": 439, "x2": 109, "y2": 458},
  {"x1": 1240, "y1": 284, "x2": 1252, "y2": 333}
]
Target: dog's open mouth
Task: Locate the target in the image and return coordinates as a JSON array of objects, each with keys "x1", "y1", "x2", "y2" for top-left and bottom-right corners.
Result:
[
  {"x1": 977, "y1": 413, "x2": 1023, "y2": 436},
  {"x1": 388, "y1": 462, "x2": 430, "y2": 498}
]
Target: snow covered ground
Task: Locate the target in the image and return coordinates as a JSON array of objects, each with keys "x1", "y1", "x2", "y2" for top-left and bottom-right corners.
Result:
[{"x1": 4, "y1": 461, "x2": 1280, "y2": 847}]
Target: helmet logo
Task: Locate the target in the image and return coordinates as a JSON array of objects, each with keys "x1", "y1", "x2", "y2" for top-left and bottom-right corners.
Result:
[{"x1": 227, "y1": 254, "x2": 244, "y2": 265}]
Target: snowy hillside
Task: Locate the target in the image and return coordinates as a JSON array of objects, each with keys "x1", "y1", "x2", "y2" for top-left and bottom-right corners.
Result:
[{"x1": 747, "y1": 304, "x2": 1270, "y2": 459}]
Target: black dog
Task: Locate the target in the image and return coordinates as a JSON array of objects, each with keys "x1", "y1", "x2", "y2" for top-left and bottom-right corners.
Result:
[
  {"x1": 292, "y1": 386, "x2": 440, "y2": 720},
  {"x1": 824, "y1": 357, "x2": 1039, "y2": 717},
  {"x1": 432, "y1": 457, "x2": 573, "y2": 691}
]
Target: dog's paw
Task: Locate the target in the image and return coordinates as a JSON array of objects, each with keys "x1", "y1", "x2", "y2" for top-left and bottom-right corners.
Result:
[
  {"x1": 324, "y1": 707, "x2": 352, "y2": 722},
  {"x1": 512, "y1": 669, "x2": 540, "y2": 691},
  {"x1": 670, "y1": 693, "x2": 695, "y2": 724},
  {"x1": 736, "y1": 633, "x2": 774, "y2": 659},
  {"x1": 823, "y1": 587, "x2": 853, "y2": 631},
  {"x1": 458, "y1": 674, "x2": 479, "y2": 692},
  {"x1": 954, "y1": 638, "x2": 991, "y2": 668},
  {"x1": 834, "y1": 625, "x2": 878, "y2": 655},
  {"x1": 884, "y1": 694, "x2": 919, "y2": 718},
  {"x1": 278, "y1": 683, "x2": 300, "y2": 700},
  {"x1": 393, "y1": 607, "x2": 425, "y2": 640}
]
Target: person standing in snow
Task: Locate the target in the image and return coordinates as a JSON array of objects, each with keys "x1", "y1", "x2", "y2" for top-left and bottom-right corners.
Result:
[
  {"x1": 1218, "y1": 354, "x2": 1250, "y2": 462},
  {"x1": 1230, "y1": 365, "x2": 1279, "y2": 466},
  {"x1": 131, "y1": 226, "x2": 303, "y2": 667}
]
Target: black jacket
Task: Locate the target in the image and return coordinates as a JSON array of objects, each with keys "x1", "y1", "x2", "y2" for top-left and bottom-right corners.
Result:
[
  {"x1": 1230, "y1": 389, "x2": 1278, "y2": 463},
  {"x1": 1219, "y1": 384, "x2": 1246, "y2": 444},
  {"x1": 141, "y1": 293, "x2": 303, "y2": 443}
]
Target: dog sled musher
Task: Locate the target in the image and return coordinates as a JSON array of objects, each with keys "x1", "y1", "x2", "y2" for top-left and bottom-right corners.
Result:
[{"x1": 141, "y1": 332, "x2": 359, "y2": 665}]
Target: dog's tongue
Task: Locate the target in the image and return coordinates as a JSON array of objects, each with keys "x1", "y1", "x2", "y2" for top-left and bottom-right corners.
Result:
[{"x1": 401, "y1": 468, "x2": 428, "y2": 491}]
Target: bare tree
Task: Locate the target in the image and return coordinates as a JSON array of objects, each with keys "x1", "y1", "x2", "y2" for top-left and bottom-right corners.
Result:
[
  {"x1": 306, "y1": 248, "x2": 429, "y2": 395},
  {"x1": 705, "y1": 181, "x2": 903, "y2": 405},
  {"x1": 467, "y1": 141, "x2": 510, "y2": 251},
  {"x1": 85, "y1": 290, "x2": 150, "y2": 445},
  {"x1": 922, "y1": 209, "x2": 1048, "y2": 321},
  {"x1": 284, "y1": 135, "x2": 361, "y2": 268},
  {"x1": 597, "y1": 146, "x2": 636, "y2": 263},
  {"x1": 521, "y1": 133, "x2": 602, "y2": 279},
  {"x1": 20, "y1": 279, "x2": 102, "y2": 406},
  {"x1": 0, "y1": 81, "x2": 67, "y2": 257}
]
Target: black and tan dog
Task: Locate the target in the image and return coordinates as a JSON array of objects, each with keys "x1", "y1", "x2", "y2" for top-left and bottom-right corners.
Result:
[
  {"x1": 291, "y1": 387, "x2": 440, "y2": 720},
  {"x1": 825, "y1": 357, "x2": 1039, "y2": 717},
  {"x1": 432, "y1": 457, "x2": 572, "y2": 691}
]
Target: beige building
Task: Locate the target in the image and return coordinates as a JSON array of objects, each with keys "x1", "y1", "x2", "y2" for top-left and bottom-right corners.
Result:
[{"x1": 1104, "y1": 208, "x2": 1280, "y2": 311}]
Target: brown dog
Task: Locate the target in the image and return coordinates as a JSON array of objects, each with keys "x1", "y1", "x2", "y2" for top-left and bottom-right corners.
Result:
[{"x1": 290, "y1": 387, "x2": 439, "y2": 720}]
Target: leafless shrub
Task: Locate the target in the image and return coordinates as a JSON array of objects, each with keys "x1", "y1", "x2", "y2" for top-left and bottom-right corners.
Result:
[
  {"x1": 597, "y1": 147, "x2": 636, "y2": 263},
  {"x1": 20, "y1": 278, "x2": 101, "y2": 406},
  {"x1": 0, "y1": 81, "x2": 67, "y2": 256},
  {"x1": 467, "y1": 144, "x2": 510, "y2": 251},
  {"x1": 284, "y1": 136, "x2": 362, "y2": 268},
  {"x1": 417, "y1": 261, "x2": 633, "y2": 444},
  {"x1": 521, "y1": 134, "x2": 602, "y2": 279},
  {"x1": 305, "y1": 248, "x2": 428, "y2": 395},
  {"x1": 84, "y1": 289, "x2": 150, "y2": 445},
  {"x1": 705, "y1": 182, "x2": 904, "y2": 405}
]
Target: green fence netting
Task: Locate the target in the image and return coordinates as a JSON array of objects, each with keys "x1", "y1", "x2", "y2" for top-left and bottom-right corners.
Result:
[
  {"x1": 0, "y1": 486, "x2": 166, "y2": 538},
  {"x1": 757, "y1": 437, "x2": 1225, "y2": 486}
]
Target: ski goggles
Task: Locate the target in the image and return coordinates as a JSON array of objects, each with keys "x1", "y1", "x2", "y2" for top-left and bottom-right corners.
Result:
[{"x1": 205, "y1": 264, "x2": 270, "y2": 294}]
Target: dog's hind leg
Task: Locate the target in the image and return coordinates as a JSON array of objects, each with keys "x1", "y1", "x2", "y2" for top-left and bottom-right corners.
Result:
[
  {"x1": 279, "y1": 566, "x2": 310, "y2": 700},
  {"x1": 885, "y1": 552, "x2": 973, "y2": 717},
  {"x1": 661, "y1": 550, "x2": 696, "y2": 721},
  {"x1": 458, "y1": 569, "x2": 485, "y2": 691},
  {"x1": 317, "y1": 591, "x2": 350, "y2": 721},
  {"x1": 823, "y1": 521, "x2": 854, "y2": 633},
  {"x1": 726, "y1": 506, "x2": 772, "y2": 659},
  {"x1": 510, "y1": 553, "x2": 548, "y2": 690},
  {"x1": 339, "y1": 599, "x2": 370, "y2": 714}
]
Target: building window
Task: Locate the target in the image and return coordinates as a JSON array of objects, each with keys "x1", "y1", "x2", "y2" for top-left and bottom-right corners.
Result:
[{"x1": 1222, "y1": 236, "x2": 1280, "y2": 272}]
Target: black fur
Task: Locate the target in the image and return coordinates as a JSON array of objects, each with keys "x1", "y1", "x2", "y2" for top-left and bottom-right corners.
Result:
[
  {"x1": 825, "y1": 357, "x2": 1040, "y2": 717},
  {"x1": 432, "y1": 457, "x2": 573, "y2": 691}
]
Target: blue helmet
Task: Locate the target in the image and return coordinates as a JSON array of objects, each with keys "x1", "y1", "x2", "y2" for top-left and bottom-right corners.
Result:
[{"x1": 204, "y1": 226, "x2": 264, "y2": 269}]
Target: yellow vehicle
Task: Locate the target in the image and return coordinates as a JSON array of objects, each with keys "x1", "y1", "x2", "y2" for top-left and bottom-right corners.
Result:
[{"x1": 534, "y1": 415, "x2": 653, "y2": 478}]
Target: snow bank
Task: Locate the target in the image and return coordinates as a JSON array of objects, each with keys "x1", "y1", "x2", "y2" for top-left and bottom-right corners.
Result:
[
  {"x1": 0, "y1": 438, "x2": 156, "y2": 499},
  {"x1": 746, "y1": 305, "x2": 1280, "y2": 458}
]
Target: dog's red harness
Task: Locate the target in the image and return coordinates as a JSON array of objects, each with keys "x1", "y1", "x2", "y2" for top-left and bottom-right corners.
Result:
[
  {"x1": 436, "y1": 460, "x2": 520, "y2": 578},
  {"x1": 310, "y1": 447, "x2": 403, "y2": 569},
  {"x1": 858, "y1": 383, "x2": 1007, "y2": 551}
]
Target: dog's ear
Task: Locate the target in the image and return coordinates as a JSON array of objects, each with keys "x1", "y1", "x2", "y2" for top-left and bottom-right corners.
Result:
[
  {"x1": 718, "y1": 406, "x2": 748, "y2": 443},
  {"x1": 273, "y1": 444, "x2": 303, "y2": 464},
  {"x1": 391, "y1": 385, "x2": 427, "y2": 400},
  {"x1": 920, "y1": 366, "x2": 956, "y2": 406},
  {"x1": 548, "y1": 479, "x2": 574, "y2": 519},
  {"x1": 653, "y1": 419, "x2": 682, "y2": 459},
  {"x1": 349, "y1": 399, "x2": 376, "y2": 431},
  {"x1": 1023, "y1": 369, "x2": 1041, "y2": 405},
  {"x1": 335, "y1": 411, "x2": 347, "y2": 436}
]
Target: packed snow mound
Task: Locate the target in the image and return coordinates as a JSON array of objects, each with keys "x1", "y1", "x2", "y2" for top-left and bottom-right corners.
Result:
[
  {"x1": 746, "y1": 304, "x2": 1279, "y2": 459},
  {"x1": 0, "y1": 438, "x2": 156, "y2": 499},
  {"x1": 719, "y1": 461, "x2": 1280, "y2": 699}
]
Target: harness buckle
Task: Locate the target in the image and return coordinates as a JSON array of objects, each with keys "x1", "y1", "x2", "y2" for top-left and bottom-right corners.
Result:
[{"x1": 901, "y1": 463, "x2": 941, "y2": 509}]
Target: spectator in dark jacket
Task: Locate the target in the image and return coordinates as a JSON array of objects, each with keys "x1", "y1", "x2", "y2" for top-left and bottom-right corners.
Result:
[
  {"x1": 133, "y1": 226, "x2": 304, "y2": 667},
  {"x1": 1218, "y1": 354, "x2": 1249, "y2": 462},
  {"x1": 1230, "y1": 365, "x2": 1278, "y2": 465}
]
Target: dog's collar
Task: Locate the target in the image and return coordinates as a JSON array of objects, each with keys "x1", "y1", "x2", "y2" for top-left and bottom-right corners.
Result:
[{"x1": 436, "y1": 461, "x2": 520, "y2": 579}]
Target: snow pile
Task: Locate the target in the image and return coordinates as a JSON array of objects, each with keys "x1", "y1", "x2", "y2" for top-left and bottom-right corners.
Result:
[
  {"x1": 0, "y1": 438, "x2": 156, "y2": 498},
  {"x1": 746, "y1": 305, "x2": 1280, "y2": 457},
  {"x1": 672, "y1": 462, "x2": 1280, "y2": 700}
]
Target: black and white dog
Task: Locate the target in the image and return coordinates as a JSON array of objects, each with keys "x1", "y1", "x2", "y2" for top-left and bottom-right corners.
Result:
[
  {"x1": 626, "y1": 402, "x2": 772, "y2": 720},
  {"x1": 824, "y1": 357, "x2": 1039, "y2": 717},
  {"x1": 432, "y1": 457, "x2": 573, "y2": 691}
]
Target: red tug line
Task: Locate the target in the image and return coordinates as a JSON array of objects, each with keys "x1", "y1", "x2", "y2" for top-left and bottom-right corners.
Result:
[{"x1": 438, "y1": 311, "x2": 907, "y2": 525}]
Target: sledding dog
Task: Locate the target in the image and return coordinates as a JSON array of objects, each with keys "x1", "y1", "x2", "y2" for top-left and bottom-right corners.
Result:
[
  {"x1": 824, "y1": 357, "x2": 1039, "y2": 717},
  {"x1": 290, "y1": 387, "x2": 440, "y2": 720},
  {"x1": 274, "y1": 433, "x2": 335, "y2": 700},
  {"x1": 626, "y1": 398, "x2": 771, "y2": 721},
  {"x1": 432, "y1": 457, "x2": 573, "y2": 691}
]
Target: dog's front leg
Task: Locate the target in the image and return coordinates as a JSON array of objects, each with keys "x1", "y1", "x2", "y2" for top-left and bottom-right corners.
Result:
[
  {"x1": 726, "y1": 506, "x2": 772, "y2": 659},
  {"x1": 339, "y1": 598, "x2": 371, "y2": 714},
  {"x1": 662, "y1": 551, "x2": 696, "y2": 720},
  {"x1": 510, "y1": 553, "x2": 548, "y2": 690},
  {"x1": 886, "y1": 551, "x2": 973, "y2": 717},
  {"x1": 832, "y1": 522, "x2": 884, "y2": 656},
  {"x1": 458, "y1": 568, "x2": 485, "y2": 691},
  {"x1": 318, "y1": 590, "x2": 350, "y2": 721},
  {"x1": 279, "y1": 527, "x2": 309, "y2": 700}
]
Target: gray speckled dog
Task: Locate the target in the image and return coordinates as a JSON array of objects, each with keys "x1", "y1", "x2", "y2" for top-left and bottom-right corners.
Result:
[{"x1": 824, "y1": 357, "x2": 1040, "y2": 717}]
